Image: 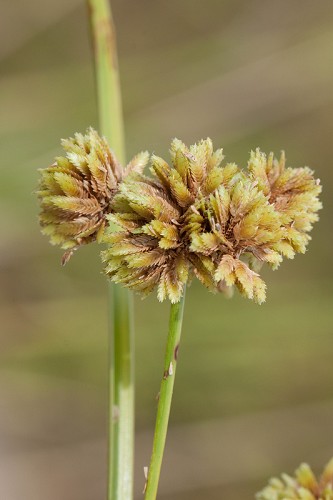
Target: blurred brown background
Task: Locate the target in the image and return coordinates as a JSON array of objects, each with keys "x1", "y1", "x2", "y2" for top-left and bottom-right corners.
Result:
[{"x1": 1, "y1": 0, "x2": 333, "y2": 498}]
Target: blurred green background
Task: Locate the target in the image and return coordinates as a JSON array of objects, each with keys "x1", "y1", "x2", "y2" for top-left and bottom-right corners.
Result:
[{"x1": 1, "y1": 0, "x2": 333, "y2": 498}]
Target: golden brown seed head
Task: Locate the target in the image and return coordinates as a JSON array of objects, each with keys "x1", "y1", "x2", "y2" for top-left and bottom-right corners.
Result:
[
  {"x1": 102, "y1": 138, "x2": 228, "y2": 302},
  {"x1": 102, "y1": 140, "x2": 322, "y2": 304},
  {"x1": 37, "y1": 127, "x2": 149, "y2": 264},
  {"x1": 256, "y1": 458, "x2": 333, "y2": 500},
  {"x1": 188, "y1": 173, "x2": 286, "y2": 304},
  {"x1": 248, "y1": 149, "x2": 322, "y2": 256}
]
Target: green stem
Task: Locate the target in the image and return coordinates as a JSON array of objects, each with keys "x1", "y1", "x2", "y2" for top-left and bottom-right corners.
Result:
[
  {"x1": 144, "y1": 292, "x2": 186, "y2": 500},
  {"x1": 88, "y1": 0, "x2": 125, "y2": 157},
  {"x1": 87, "y1": 1, "x2": 134, "y2": 499},
  {"x1": 110, "y1": 285, "x2": 134, "y2": 500}
]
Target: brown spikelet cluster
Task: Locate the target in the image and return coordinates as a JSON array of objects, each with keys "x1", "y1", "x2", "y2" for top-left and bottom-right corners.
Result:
[
  {"x1": 188, "y1": 175, "x2": 284, "y2": 303},
  {"x1": 256, "y1": 458, "x2": 333, "y2": 500},
  {"x1": 102, "y1": 138, "x2": 226, "y2": 302},
  {"x1": 248, "y1": 149, "x2": 322, "y2": 258},
  {"x1": 37, "y1": 128, "x2": 149, "y2": 264},
  {"x1": 37, "y1": 131, "x2": 321, "y2": 302},
  {"x1": 102, "y1": 139, "x2": 321, "y2": 304}
]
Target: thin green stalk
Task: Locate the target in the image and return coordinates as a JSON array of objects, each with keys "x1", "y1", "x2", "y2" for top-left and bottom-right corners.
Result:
[
  {"x1": 144, "y1": 292, "x2": 186, "y2": 500},
  {"x1": 88, "y1": 1, "x2": 134, "y2": 499}
]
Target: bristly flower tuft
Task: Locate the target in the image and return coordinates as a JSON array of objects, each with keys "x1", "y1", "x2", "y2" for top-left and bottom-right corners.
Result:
[
  {"x1": 102, "y1": 139, "x2": 321, "y2": 304},
  {"x1": 248, "y1": 149, "x2": 322, "y2": 257},
  {"x1": 102, "y1": 138, "x2": 225, "y2": 303},
  {"x1": 256, "y1": 458, "x2": 333, "y2": 500},
  {"x1": 37, "y1": 127, "x2": 149, "y2": 263}
]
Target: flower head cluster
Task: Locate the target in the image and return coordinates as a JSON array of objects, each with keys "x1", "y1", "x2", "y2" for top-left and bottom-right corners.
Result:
[
  {"x1": 37, "y1": 128, "x2": 148, "y2": 264},
  {"x1": 103, "y1": 138, "x2": 228, "y2": 302},
  {"x1": 256, "y1": 458, "x2": 333, "y2": 500},
  {"x1": 37, "y1": 131, "x2": 321, "y2": 301},
  {"x1": 248, "y1": 149, "x2": 322, "y2": 258},
  {"x1": 102, "y1": 138, "x2": 321, "y2": 303}
]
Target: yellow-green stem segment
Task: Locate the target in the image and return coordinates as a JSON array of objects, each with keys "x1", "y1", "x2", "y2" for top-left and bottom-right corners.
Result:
[
  {"x1": 144, "y1": 292, "x2": 186, "y2": 499},
  {"x1": 87, "y1": 1, "x2": 134, "y2": 499},
  {"x1": 110, "y1": 285, "x2": 134, "y2": 500},
  {"x1": 88, "y1": 0, "x2": 125, "y2": 157}
]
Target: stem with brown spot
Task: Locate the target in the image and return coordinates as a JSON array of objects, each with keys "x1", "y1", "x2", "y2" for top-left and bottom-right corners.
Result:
[
  {"x1": 144, "y1": 292, "x2": 186, "y2": 500},
  {"x1": 87, "y1": 1, "x2": 134, "y2": 499}
]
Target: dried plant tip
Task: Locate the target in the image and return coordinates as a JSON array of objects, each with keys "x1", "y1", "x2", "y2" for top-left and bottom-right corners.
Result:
[
  {"x1": 143, "y1": 466, "x2": 149, "y2": 494},
  {"x1": 37, "y1": 127, "x2": 149, "y2": 262},
  {"x1": 256, "y1": 457, "x2": 333, "y2": 499},
  {"x1": 61, "y1": 248, "x2": 77, "y2": 266}
]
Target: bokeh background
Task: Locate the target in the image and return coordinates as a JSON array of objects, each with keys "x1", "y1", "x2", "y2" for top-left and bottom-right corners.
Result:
[{"x1": 1, "y1": 0, "x2": 333, "y2": 498}]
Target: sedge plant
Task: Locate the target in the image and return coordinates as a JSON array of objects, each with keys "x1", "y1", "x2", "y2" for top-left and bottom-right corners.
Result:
[
  {"x1": 102, "y1": 139, "x2": 322, "y2": 499},
  {"x1": 36, "y1": 1, "x2": 322, "y2": 499}
]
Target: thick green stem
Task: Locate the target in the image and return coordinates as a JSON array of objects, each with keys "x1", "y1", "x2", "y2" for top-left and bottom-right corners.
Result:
[
  {"x1": 88, "y1": 1, "x2": 134, "y2": 499},
  {"x1": 144, "y1": 293, "x2": 186, "y2": 500},
  {"x1": 110, "y1": 285, "x2": 134, "y2": 500},
  {"x1": 88, "y1": 0, "x2": 125, "y2": 157}
]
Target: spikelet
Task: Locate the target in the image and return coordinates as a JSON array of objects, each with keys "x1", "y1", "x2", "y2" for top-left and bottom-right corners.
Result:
[
  {"x1": 186, "y1": 174, "x2": 284, "y2": 303},
  {"x1": 247, "y1": 149, "x2": 322, "y2": 257},
  {"x1": 37, "y1": 127, "x2": 149, "y2": 264},
  {"x1": 256, "y1": 458, "x2": 333, "y2": 500}
]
